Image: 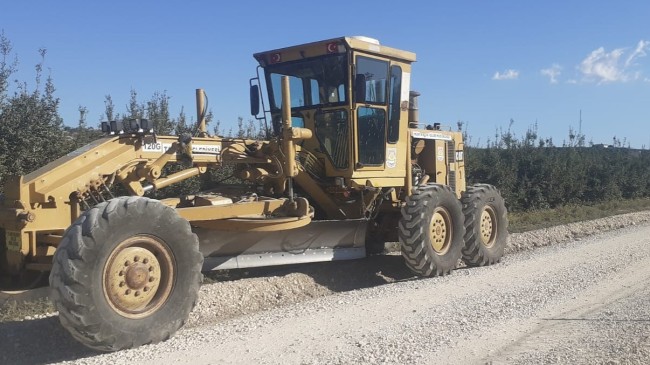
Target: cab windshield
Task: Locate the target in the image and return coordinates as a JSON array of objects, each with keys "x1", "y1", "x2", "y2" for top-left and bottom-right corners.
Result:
[{"x1": 265, "y1": 54, "x2": 348, "y2": 112}]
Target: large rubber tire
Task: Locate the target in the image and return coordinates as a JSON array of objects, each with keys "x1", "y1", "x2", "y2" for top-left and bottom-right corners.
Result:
[
  {"x1": 49, "y1": 197, "x2": 203, "y2": 351},
  {"x1": 399, "y1": 184, "x2": 465, "y2": 277},
  {"x1": 461, "y1": 184, "x2": 508, "y2": 266}
]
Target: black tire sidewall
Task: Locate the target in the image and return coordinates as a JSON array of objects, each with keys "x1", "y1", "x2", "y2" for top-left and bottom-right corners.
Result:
[
  {"x1": 52, "y1": 197, "x2": 202, "y2": 350},
  {"x1": 399, "y1": 184, "x2": 465, "y2": 276},
  {"x1": 89, "y1": 200, "x2": 198, "y2": 338}
]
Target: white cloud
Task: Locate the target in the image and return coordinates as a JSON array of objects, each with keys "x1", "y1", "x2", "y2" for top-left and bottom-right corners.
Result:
[
  {"x1": 579, "y1": 47, "x2": 626, "y2": 83},
  {"x1": 492, "y1": 69, "x2": 519, "y2": 80},
  {"x1": 625, "y1": 40, "x2": 650, "y2": 67},
  {"x1": 578, "y1": 40, "x2": 649, "y2": 83},
  {"x1": 541, "y1": 64, "x2": 562, "y2": 83}
]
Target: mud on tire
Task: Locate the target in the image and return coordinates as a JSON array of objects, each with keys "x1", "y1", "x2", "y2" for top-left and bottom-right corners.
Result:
[
  {"x1": 398, "y1": 184, "x2": 465, "y2": 277},
  {"x1": 49, "y1": 197, "x2": 203, "y2": 351},
  {"x1": 461, "y1": 184, "x2": 508, "y2": 266}
]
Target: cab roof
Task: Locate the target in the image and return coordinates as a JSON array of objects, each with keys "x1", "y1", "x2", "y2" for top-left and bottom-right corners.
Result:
[{"x1": 253, "y1": 36, "x2": 417, "y2": 66}]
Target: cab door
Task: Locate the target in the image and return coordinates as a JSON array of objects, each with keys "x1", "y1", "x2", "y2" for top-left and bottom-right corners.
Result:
[
  {"x1": 354, "y1": 54, "x2": 408, "y2": 171},
  {"x1": 353, "y1": 54, "x2": 389, "y2": 170}
]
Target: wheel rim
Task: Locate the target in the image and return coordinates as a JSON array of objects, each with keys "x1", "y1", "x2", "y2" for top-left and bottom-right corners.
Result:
[
  {"x1": 479, "y1": 206, "x2": 497, "y2": 247},
  {"x1": 103, "y1": 235, "x2": 175, "y2": 319},
  {"x1": 429, "y1": 207, "x2": 452, "y2": 254}
]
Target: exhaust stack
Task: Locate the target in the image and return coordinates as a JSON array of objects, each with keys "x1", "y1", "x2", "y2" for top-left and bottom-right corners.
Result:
[
  {"x1": 196, "y1": 88, "x2": 207, "y2": 136},
  {"x1": 408, "y1": 91, "x2": 421, "y2": 128}
]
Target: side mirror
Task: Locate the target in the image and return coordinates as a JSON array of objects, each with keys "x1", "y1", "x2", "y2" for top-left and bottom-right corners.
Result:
[
  {"x1": 354, "y1": 74, "x2": 366, "y2": 103},
  {"x1": 250, "y1": 84, "x2": 260, "y2": 116}
]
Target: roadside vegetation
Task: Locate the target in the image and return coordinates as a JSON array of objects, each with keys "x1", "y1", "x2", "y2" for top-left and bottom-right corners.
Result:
[
  {"x1": 464, "y1": 121, "x2": 649, "y2": 212},
  {"x1": 508, "y1": 198, "x2": 650, "y2": 233},
  {"x1": 461, "y1": 121, "x2": 650, "y2": 231}
]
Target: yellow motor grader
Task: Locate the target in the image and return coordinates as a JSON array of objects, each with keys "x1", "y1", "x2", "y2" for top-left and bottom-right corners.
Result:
[{"x1": 0, "y1": 36, "x2": 507, "y2": 351}]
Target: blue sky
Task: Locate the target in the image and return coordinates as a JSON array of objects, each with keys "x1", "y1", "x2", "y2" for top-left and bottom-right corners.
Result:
[{"x1": 1, "y1": 1, "x2": 649, "y2": 147}]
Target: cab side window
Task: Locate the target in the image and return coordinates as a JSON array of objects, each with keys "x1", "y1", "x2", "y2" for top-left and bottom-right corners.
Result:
[
  {"x1": 356, "y1": 57, "x2": 388, "y2": 104},
  {"x1": 387, "y1": 65, "x2": 402, "y2": 143}
]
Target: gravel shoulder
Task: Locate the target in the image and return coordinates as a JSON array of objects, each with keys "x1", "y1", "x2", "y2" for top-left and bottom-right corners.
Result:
[{"x1": 1, "y1": 211, "x2": 649, "y2": 364}]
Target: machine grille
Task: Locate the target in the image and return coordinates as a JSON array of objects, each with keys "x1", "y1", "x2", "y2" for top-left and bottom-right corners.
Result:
[{"x1": 447, "y1": 141, "x2": 456, "y2": 191}]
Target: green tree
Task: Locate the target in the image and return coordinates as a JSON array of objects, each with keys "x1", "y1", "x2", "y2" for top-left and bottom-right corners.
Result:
[
  {"x1": 0, "y1": 46, "x2": 67, "y2": 186},
  {"x1": 103, "y1": 94, "x2": 116, "y2": 121},
  {"x1": 147, "y1": 91, "x2": 174, "y2": 134}
]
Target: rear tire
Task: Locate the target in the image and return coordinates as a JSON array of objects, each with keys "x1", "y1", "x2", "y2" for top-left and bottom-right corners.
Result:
[
  {"x1": 461, "y1": 184, "x2": 508, "y2": 266},
  {"x1": 49, "y1": 197, "x2": 203, "y2": 351},
  {"x1": 399, "y1": 184, "x2": 464, "y2": 277}
]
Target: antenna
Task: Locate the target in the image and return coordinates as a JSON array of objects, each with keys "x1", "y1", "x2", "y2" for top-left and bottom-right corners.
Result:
[{"x1": 579, "y1": 109, "x2": 582, "y2": 136}]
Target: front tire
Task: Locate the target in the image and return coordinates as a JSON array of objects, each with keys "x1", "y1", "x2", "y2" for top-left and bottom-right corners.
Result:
[
  {"x1": 399, "y1": 184, "x2": 465, "y2": 277},
  {"x1": 49, "y1": 197, "x2": 203, "y2": 351},
  {"x1": 461, "y1": 184, "x2": 508, "y2": 266}
]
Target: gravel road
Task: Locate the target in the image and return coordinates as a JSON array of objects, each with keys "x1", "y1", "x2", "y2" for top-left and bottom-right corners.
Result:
[{"x1": 2, "y1": 213, "x2": 650, "y2": 364}]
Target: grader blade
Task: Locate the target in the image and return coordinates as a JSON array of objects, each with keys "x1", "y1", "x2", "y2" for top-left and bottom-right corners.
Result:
[{"x1": 198, "y1": 219, "x2": 368, "y2": 270}]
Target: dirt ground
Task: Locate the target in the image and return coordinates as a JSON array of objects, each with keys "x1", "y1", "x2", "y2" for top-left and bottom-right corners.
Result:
[{"x1": 1, "y1": 211, "x2": 649, "y2": 364}]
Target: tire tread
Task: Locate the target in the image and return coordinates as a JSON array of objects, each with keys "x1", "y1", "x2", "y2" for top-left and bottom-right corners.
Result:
[
  {"x1": 50, "y1": 197, "x2": 203, "y2": 351},
  {"x1": 461, "y1": 184, "x2": 508, "y2": 266},
  {"x1": 398, "y1": 184, "x2": 464, "y2": 277}
]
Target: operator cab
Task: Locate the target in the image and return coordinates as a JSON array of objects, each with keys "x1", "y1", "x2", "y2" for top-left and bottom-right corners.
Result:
[{"x1": 251, "y1": 36, "x2": 416, "y2": 187}]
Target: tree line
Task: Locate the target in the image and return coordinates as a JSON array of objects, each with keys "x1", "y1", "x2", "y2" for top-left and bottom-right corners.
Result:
[
  {"x1": 464, "y1": 123, "x2": 650, "y2": 211},
  {"x1": 1, "y1": 33, "x2": 648, "y2": 212},
  {"x1": 0, "y1": 33, "x2": 262, "y2": 197}
]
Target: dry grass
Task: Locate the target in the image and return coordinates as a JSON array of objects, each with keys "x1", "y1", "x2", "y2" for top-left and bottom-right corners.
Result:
[
  {"x1": 508, "y1": 198, "x2": 650, "y2": 233},
  {"x1": 0, "y1": 297, "x2": 55, "y2": 322}
]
